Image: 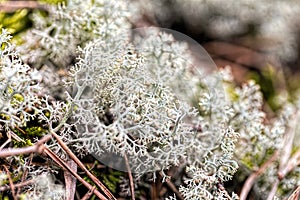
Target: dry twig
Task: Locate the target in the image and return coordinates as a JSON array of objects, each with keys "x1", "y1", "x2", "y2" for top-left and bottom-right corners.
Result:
[
  {"x1": 16, "y1": 153, "x2": 33, "y2": 195},
  {"x1": 0, "y1": 131, "x2": 115, "y2": 200},
  {"x1": 51, "y1": 131, "x2": 116, "y2": 200},
  {"x1": 81, "y1": 186, "x2": 96, "y2": 200},
  {"x1": 278, "y1": 148, "x2": 300, "y2": 180},
  {"x1": 0, "y1": 134, "x2": 52, "y2": 158},
  {"x1": 159, "y1": 171, "x2": 184, "y2": 200},
  {"x1": 64, "y1": 159, "x2": 77, "y2": 200},
  {"x1": 266, "y1": 179, "x2": 280, "y2": 200},
  {"x1": 0, "y1": 178, "x2": 35, "y2": 192},
  {"x1": 3, "y1": 165, "x2": 17, "y2": 200},
  {"x1": 288, "y1": 185, "x2": 300, "y2": 200},
  {"x1": 44, "y1": 146, "x2": 108, "y2": 200},
  {"x1": 0, "y1": 1, "x2": 48, "y2": 12},
  {"x1": 279, "y1": 111, "x2": 299, "y2": 174},
  {"x1": 239, "y1": 150, "x2": 279, "y2": 200},
  {"x1": 124, "y1": 153, "x2": 135, "y2": 200}
]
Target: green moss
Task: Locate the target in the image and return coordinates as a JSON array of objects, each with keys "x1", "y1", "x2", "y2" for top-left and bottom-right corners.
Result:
[
  {"x1": 44, "y1": 110, "x2": 51, "y2": 118},
  {"x1": 10, "y1": 93, "x2": 24, "y2": 107},
  {"x1": 13, "y1": 125, "x2": 46, "y2": 138},
  {"x1": 82, "y1": 167, "x2": 123, "y2": 195},
  {"x1": 0, "y1": 9, "x2": 32, "y2": 36},
  {"x1": 6, "y1": 87, "x2": 13, "y2": 95},
  {"x1": 0, "y1": 113, "x2": 10, "y2": 120},
  {"x1": 18, "y1": 194, "x2": 27, "y2": 200},
  {"x1": 11, "y1": 126, "x2": 46, "y2": 147},
  {"x1": 0, "y1": 170, "x2": 23, "y2": 185},
  {"x1": 99, "y1": 170, "x2": 123, "y2": 194},
  {"x1": 3, "y1": 196, "x2": 9, "y2": 200},
  {"x1": 12, "y1": 93, "x2": 24, "y2": 102},
  {"x1": 25, "y1": 126, "x2": 46, "y2": 137},
  {"x1": 225, "y1": 83, "x2": 239, "y2": 102},
  {"x1": 12, "y1": 138, "x2": 32, "y2": 147},
  {"x1": 248, "y1": 64, "x2": 281, "y2": 111},
  {"x1": 0, "y1": 0, "x2": 65, "y2": 43},
  {"x1": 240, "y1": 152, "x2": 256, "y2": 170}
]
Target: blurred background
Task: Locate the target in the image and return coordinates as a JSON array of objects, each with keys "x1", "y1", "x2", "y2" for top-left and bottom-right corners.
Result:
[
  {"x1": 135, "y1": 0, "x2": 300, "y2": 113},
  {"x1": 1, "y1": 0, "x2": 300, "y2": 113}
]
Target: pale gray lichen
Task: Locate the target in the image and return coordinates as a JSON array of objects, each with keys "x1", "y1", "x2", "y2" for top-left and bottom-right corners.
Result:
[
  {"x1": 0, "y1": 29, "x2": 42, "y2": 128},
  {"x1": 18, "y1": 0, "x2": 135, "y2": 68},
  {"x1": 1, "y1": 0, "x2": 300, "y2": 198}
]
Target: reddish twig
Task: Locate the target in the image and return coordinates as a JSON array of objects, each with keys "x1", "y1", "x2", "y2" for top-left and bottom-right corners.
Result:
[
  {"x1": 124, "y1": 154, "x2": 135, "y2": 200},
  {"x1": 0, "y1": 131, "x2": 11, "y2": 150},
  {"x1": 0, "y1": 138, "x2": 11, "y2": 151},
  {"x1": 81, "y1": 186, "x2": 96, "y2": 200},
  {"x1": 64, "y1": 159, "x2": 77, "y2": 200},
  {"x1": 17, "y1": 153, "x2": 33, "y2": 195},
  {"x1": 0, "y1": 134, "x2": 52, "y2": 158},
  {"x1": 0, "y1": 130, "x2": 115, "y2": 199},
  {"x1": 288, "y1": 185, "x2": 300, "y2": 200},
  {"x1": 240, "y1": 150, "x2": 279, "y2": 200},
  {"x1": 217, "y1": 182, "x2": 232, "y2": 199},
  {"x1": 43, "y1": 146, "x2": 108, "y2": 200},
  {"x1": 266, "y1": 148, "x2": 300, "y2": 200},
  {"x1": 159, "y1": 171, "x2": 184, "y2": 200},
  {"x1": 3, "y1": 165, "x2": 17, "y2": 200},
  {"x1": 278, "y1": 148, "x2": 300, "y2": 180},
  {"x1": 51, "y1": 131, "x2": 116, "y2": 200},
  {"x1": 0, "y1": 126, "x2": 116, "y2": 199},
  {"x1": 0, "y1": 145, "x2": 38, "y2": 158},
  {"x1": 266, "y1": 179, "x2": 280, "y2": 200},
  {"x1": 0, "y1": 178, "x2": 35, "y2": 192},
  {"x1": 0, "y1": 1, "x2": 49, "y2": 12},
  {"x1": 8, "y1": 130, "x2": 25, "y2": 143},
  {"x1": 279, "y1": 111, "x2": 299, "y2": 174},
  {"x1": 15, "y1": 126, "x2": 26, "y2": 136},
  {"x1": 266, "y1": 111, "x2": 300, "y2": 199},
  {"x1": 164, "y1": 179, "x2": 184, "y2": 200},
  {"x1": 151, "y1": 181, "x2": 159, "y2": 199}
]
